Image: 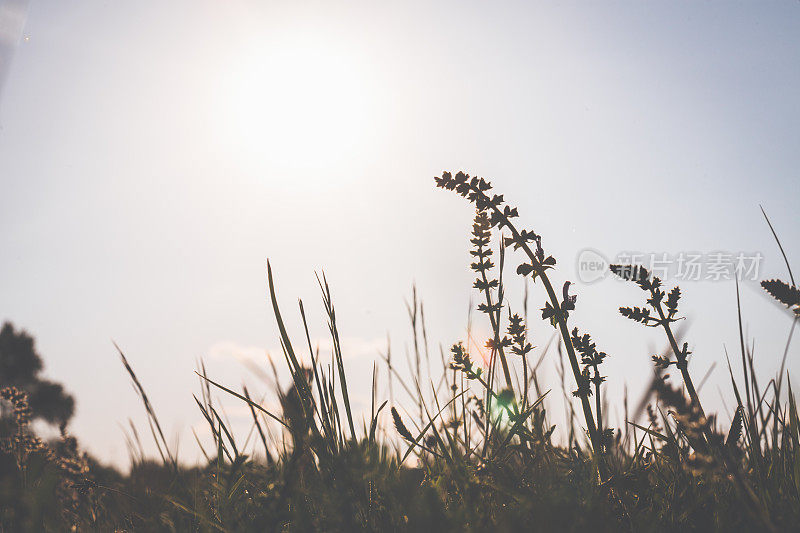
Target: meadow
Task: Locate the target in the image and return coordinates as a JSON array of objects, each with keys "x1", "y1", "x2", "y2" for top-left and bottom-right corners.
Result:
[{"x1": 1, "y1": 172, "x2": 799, "y2": 531}]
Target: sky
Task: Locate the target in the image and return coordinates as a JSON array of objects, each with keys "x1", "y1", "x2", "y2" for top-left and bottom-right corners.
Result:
[{"x1": 0, "y1": 0, "x2": 798, "y2": 468}]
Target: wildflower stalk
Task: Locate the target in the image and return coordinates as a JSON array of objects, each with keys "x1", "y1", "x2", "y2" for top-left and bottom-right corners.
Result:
[
  {"x1": 449, "y1": 342, "x2": 516, "y2": 413},
  {"x1": 435, "y1": 172, "x2": 605, "y2": 466},
  {"x1": 571, "y1": 328, "x2": 610, "y2": 452},
  {"x1": 613, "y1": 264, "x2": 776, "y2": 531},
  {"x1": 507, "y1": 312, "x2": 533, "y2": 412},
  {"x1": 484, "y1": 203, "x2": 603, "y2": 456},
  {"x1": 653, "y1": 294, "x2": 704, "y2": 419},
  {"x1": 612, "y1": 266, "x2": 706, "y2": 423},
  {"x1": 471, "y1": 212, "x2": 513, "y2": 390}
]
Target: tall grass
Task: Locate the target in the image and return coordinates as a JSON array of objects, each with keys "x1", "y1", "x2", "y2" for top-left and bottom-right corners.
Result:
[{"x1": 1, "y1": 172, "x2": 798, "y2": 531}]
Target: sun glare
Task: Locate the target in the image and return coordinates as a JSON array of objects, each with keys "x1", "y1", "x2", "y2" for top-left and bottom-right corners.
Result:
[{"x1": 219, "y1": 38, "x2": 375, "y2": 173}]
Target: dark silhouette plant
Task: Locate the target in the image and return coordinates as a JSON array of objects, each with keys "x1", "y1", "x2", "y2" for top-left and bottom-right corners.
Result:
[
  {"x1": 761, "y1": 279, "x2": 800, "y2": 315},
  {"x1": 609, "y1": 265, "x2": 705, "y2": 421},
  {"x1": 435, "y1": 171, "x2": 608, "y2": 472},
  {"x1": 470, "y1": 210, "x2": 513, "y2": 390},
  {"x1": 570, "y1": 328, "x2": 612, "y2": 450},
  {"x1": 3, "y1": 174, "x2": 798, "y2": 530}
]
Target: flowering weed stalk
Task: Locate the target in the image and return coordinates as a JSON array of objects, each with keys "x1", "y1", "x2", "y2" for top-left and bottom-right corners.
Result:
[{"x1": 435, "y1": 171, "x2": 607, "y2": 472}]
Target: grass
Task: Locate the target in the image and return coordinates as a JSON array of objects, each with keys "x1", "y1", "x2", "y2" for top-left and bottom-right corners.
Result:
[{"x1": 2, "y1": 171, "x2": 799, "y2": 531}]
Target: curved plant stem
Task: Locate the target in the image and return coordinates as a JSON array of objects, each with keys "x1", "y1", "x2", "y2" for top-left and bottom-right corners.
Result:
[
  {"x1": 435, "y1": 172, "x2": 606, "y2": 476},
  {"x1": 482, "y1": 202, "x2": 605, "y2": 473}
]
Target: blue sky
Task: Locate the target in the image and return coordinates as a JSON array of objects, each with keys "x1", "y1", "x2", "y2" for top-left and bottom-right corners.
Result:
[{"x1": 1, "y1": 0, "x2": 798, "y2": 466}]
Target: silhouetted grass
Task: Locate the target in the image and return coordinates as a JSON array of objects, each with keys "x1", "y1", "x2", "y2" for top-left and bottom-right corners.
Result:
[{"x1": 1, "y1": 172, "x2": 798, "y2": 531}]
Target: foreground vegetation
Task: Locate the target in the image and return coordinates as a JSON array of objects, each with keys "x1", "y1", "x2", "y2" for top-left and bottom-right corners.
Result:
[{"x1": 2, "y1": 172, "x2": 799, "y2": 531}]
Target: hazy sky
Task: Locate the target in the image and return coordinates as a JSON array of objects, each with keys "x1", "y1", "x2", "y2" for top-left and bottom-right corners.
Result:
[{"x1": 1, "y1": 0, "x2": 798, "y2": 467}]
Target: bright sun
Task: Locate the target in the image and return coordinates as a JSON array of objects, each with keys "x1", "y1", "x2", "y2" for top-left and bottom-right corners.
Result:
[{"x1": 220, "y1": 37, "x2": 376, "y2": 173}]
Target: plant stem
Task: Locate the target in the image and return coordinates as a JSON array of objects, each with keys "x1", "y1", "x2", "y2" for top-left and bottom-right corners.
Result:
[
  {"x1": 476, "y1": 249, "x2": 513, "y2": 390},
  {"x1": 651, "y1": 294, "x2": 705, "y2": 419},
  {"x1": 650, "y1": 287, "x2": 775, "y2": 531},
  {"x1": 483, "y1": 202, "x2": 605, "y2": 473},
  {"x1": 594, "y1": 367, "x2": 603, "y2": 442}
]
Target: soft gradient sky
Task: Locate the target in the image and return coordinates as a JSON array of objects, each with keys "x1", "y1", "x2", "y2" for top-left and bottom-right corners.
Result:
[{"x1": 1, "y1": 0, "x2": 798, "y2": 467}]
